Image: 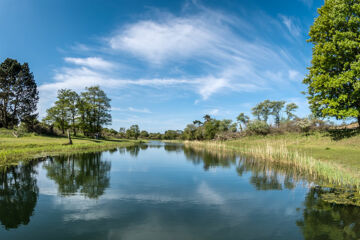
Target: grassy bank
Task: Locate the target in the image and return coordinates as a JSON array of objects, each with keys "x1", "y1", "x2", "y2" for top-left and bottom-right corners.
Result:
[
  {"x1": 0, "y1": 129, "x2": 140, "y2": 166},
  {"x1": 183, "y1": 132, "x2": 360, "y2": 188}
]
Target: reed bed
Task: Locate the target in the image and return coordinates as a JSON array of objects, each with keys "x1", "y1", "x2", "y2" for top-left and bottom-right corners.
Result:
[{"x1": 183, "y1": 140, "x2": 360, "y2": 188}]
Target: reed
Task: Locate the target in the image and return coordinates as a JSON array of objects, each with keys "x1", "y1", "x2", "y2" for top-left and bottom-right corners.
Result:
[{"x1": 183, "y1": 140, "x2": 360, "y2": 188}]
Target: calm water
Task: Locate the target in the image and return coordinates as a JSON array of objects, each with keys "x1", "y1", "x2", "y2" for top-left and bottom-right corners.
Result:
[{"x1": 0, "y1": 141, "x2": 359, "y2": 240}]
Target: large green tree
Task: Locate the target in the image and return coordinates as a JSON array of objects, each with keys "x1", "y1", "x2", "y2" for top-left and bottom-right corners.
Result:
[
  {"x1": 79, "y1": 86, "x2": 111, "y2": 136},
  {"x1": 304, "y1": 0, "x2": 360, "y2": 126},
  {"x1": 0, "y1": 58, "x2": 38, "y2": 128}
]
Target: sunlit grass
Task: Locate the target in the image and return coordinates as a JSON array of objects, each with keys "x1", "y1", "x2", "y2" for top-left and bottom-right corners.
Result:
[
  {"x1": 0, "y1": 129, "x2": 139, "y2": 166},
  {"x1": 183, "y1": 132, "x2": 360, "y2": 188}
]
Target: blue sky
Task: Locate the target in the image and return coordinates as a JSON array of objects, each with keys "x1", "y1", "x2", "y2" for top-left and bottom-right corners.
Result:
[{"x1": 0, "y1": 0, "x2": 323, "y2": 132}]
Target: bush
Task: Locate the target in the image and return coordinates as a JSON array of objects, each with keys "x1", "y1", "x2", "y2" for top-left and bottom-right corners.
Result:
[{"x1": 247, "y1": 120, "x2": 270, "y2": 135}]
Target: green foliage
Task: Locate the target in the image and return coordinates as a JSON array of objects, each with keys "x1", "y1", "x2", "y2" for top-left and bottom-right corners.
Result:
[
  {"x1": 183, "y1": 124, "x2": 197, "y2": 140},
  {"x1": 140, "y1": 130, "x2": 149, "y2": 138},
  {"x1": 204, "y1": 119, "x2": 220, "y2": 140},
  {"x1": 163, "y1": 130, "x2": 181, "y2": 140},
  {"x1": 126, "y1": 124, "x2": 140, "y2": 139},
  {"x1": 285, "y1": 103, "x2": 298, "y2": 120},
  {"x1": 270, "y1": 101, "x2": 285, "y2": 127},
  {"x1": 252, "y1": 100, "x2": 272, "y2": 122},
  {"x1": 44, "y1": 86, "x2": 111, "y2": 137},
  {"x1": 0, "y1": 58, "x2": 39, "y2": 129},
  {"x1": 247, "y1": 120, "x2": 270, "y2": 135},
  {"x1": 304, "y1": 0, "x2": 360, "y2": 125},
  {"x1": 236, "y1": 113, "x2": 250, "y2": 131},
  {"x1": 79, "y1": 86, "x2": 111, "y2": 137}
]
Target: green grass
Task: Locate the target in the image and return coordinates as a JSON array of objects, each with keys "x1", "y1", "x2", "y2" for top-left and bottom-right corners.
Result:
[
  {"x1": 183, "y1": 132, "x2": 360, "y2": 188},
  {"x1": 0, "y1": 129, "x2": 140, "y2": 166}
]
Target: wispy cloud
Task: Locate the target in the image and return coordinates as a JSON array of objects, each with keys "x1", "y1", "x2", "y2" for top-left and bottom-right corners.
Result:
[
  {"x1": 128, "y1": 107, "x2": 151, "y2": 113},
  {"x1": 64, "y1": 57, "x2": 115, "y2": 70},
  {"x1": 38, "y1": 2, "x2": 308, "y2": 129},
  {"x1": 298, "y1": 0, "x2": 313, "y2": 7},
  {"x1": 279, "y1": 15, "x2": 301, "y2": 37}
]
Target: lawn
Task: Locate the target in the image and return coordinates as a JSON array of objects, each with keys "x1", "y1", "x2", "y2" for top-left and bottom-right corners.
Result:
[{"x1": 0, "y1": 129, "x2": 139, "y2": 166}]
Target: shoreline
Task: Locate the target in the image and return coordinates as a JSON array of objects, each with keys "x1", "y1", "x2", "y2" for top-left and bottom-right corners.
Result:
[
  {"x1": 0, "y1": 135, "x2": 141, "y2": 166},
  {"x1": 178, "y1": 133, "x2": 360, "y2": 188}
]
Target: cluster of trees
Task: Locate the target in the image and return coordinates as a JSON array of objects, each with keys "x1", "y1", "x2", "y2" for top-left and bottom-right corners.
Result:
[
  {"x1": 103, "y1": 125, "x2": 164, "y2": 140},
  {"x1": 182, "y1": 114, "x2": 237, "y2": 140},
  {"x1": 179, "y1": 100, "x2": 299, "y2": 140},
  {"x1": 0, "y1": 58, "x2": 39, "y2": 129},
  {"x1": 43, "y1": 86, "x2": 111, "y2": 137}
]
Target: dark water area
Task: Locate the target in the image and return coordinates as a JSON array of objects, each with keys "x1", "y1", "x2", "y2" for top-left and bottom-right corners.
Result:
[{"x1": 0, "y1": 141, "x2": 359, "y2": 240}]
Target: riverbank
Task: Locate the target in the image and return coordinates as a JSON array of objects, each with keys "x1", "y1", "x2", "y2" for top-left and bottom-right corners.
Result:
[
  {"x1": 0, "y1": 129, "x2": 140, "y2": 166},
  {"x1": 182, "y1": 132, "x2": 360, "y2": 188}
]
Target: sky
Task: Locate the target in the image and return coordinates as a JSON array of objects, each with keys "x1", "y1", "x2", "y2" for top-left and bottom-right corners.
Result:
[{"x1": 0, "y1": 0, "x2": 324, "y2": 132}]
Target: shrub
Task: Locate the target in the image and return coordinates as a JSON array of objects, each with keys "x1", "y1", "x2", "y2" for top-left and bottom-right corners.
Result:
[{"x1": 247, "y1": 120, "x2": 270, "y2": 135}]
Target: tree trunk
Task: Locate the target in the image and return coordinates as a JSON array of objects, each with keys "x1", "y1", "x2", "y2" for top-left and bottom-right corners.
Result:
[
  {"x1": 67, "y1": 130, "x2": 73, "y2": 145},
  {"x1": 358, "y1": 115, "x2": 360, "y2": 129}
]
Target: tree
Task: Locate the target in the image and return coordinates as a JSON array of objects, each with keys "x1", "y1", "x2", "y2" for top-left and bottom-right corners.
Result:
[
  {"x1": 218, "y1": 119, "x2": 233, "y2": 132},
  {"x1": 44, "y1": 89, "x2": 80, "y2": 135},
  {"x1": 304, "y1": 0, "x2": 360, "y2": 126},
  {"x1": 128, "y1": 124, "x2": 140, "y2": 139},
  {"x1": 140, "y1": 130, "x2": 149, "y2": 138},
  {"x1": 183, "y1": 124, "x2": 197, "y2": 140},
  {"x1": 62, "y1": 89, "x2": 79, "y2": 136},
  {"x1": 0, "y1": 58, "x2": 39, "y2": 129},
  {"x1": 43, "y1": 103, "x2": 69, "y2": 135},
  {"x1": 118, "y1": 127, "x2": 126, "y2": 138},
  {"x1": 203, "y1": 114, "x2": 211, "y2": 122},
  {"x1": 163, "y1": 130, "x2": 179, "y2": 140},
  {"x1": 79, "y1": 86, "x2": 111, "y2": 136},
  {"x1": 285, "y1": 103, "x2": 298, "y2": 120},
  {"x1": 269, "y1": 101, "x2": 285, "y2": 127},
  {"x1": 252, "y1": 100, "x2": 272, "y2": 122},
  {"x1": 203, "y1": 119, "x2": 220, "y2": 140},
  {"x1": 193, "y1": 120, "x2": 203, "y2": 127},
  {"x1": 236, "y1": 113, "x2": 250, "y2": 131}
]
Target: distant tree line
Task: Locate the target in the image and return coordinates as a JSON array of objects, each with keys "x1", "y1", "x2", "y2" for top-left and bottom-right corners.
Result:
[{"x1": 175, "y1": 100, "x2": 331, "y2": 141}]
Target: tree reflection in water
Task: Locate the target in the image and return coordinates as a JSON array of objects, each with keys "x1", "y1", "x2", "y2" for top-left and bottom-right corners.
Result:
[
  {"x1": 43, "y1": 152, "x2": 111, "y2": 199},
  {"x1": 181, "y1": 144, "x2": 360, "y2": 239},
  {"x1": 297, "y1": 187, "x2": 360, "y2": 240},
  {"x1": 0, "y1": 163, "x2": 39, "y2": 229}
]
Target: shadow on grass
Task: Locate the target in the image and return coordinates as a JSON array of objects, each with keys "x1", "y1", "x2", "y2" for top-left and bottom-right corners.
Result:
[{"x1": 326, "y1": 128, "x2": 360, "y2": 141}]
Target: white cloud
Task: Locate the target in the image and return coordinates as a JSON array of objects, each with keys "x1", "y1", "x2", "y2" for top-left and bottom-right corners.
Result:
[
  {"x1": 197, "y1": 182, "x2": 225, "y2": 205},
  {"x1": 288, "y1": 70, "x2": 300, "y2": 81},
  {"x1": 280, "y1": 15, "x2": 301, "y2": 37},
  {"x1": 109, "y1": 18, "x2": 218, "y2": 64},
  {"x1": 64, "y1": 57, "x2": 115, "y2": 70},
  {"x1": 38, "y1": 5, "x2": 306, "y2": 126},
  {"x1": 128, "y1": 107, "x2": 152, "y2": 113},
  {"x1": 209, "y1": 108, "x2": 219, "y2": 116}
]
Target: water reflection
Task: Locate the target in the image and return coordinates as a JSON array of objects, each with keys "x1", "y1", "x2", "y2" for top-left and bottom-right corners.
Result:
[
  {"x1": 125, "y1": 145, "x2": 141, "y2": 157},
  {"x1": 182, "y1": 145, "x2": 360, "y2": 238},
  {"x1": 182, "y1": 146, "x2": 236, "y2": 170},
  {"x1": 0, "y1": 163, "x2": 38, "y2": 229},
  {"x1": 43, "y1": 152, "x2": 111, "y2": 199},
  {"x1": 0, "y1": 143, "x2": 360, "y2": 240},
  {"x1": 297, "y1": 187, "x2": 360, "y2": 240}
]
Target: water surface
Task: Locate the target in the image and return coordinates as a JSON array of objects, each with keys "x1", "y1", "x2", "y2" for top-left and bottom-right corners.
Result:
[{"x1": 0, "y1": 141, "x2": 359, "y2": 239}]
